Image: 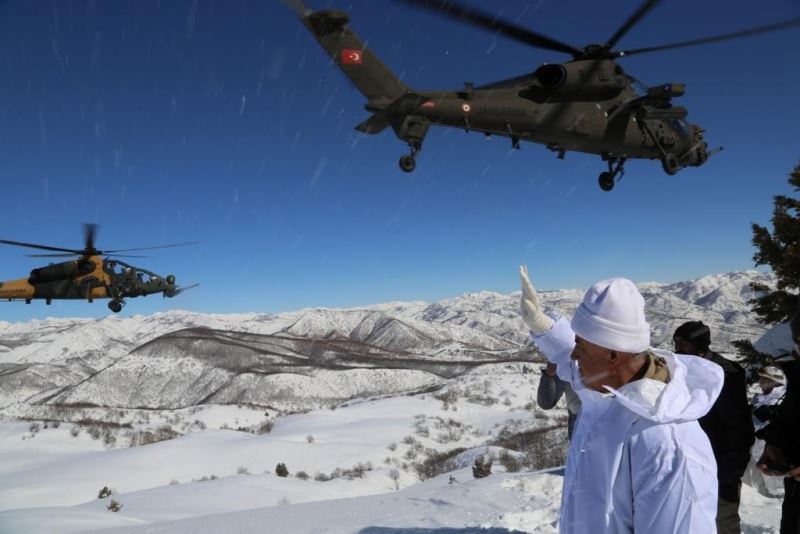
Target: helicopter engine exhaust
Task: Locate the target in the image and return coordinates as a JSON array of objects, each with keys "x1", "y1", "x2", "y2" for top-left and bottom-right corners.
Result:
[{"x1": 532, "y1": 59, "x2": 627, "y2": 99}]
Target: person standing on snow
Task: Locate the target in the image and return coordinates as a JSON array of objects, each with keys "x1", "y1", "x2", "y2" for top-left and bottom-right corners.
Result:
[
  {"x1": 673, "y1": 321, "x2": 755, "y2": 534},
  {"x1": 758, "y1": 312, "x2": 800, "y2": 534},
  {"x1": 743, "y1": 365, "x2": 786, "y2": 497},
  {"x1": 518, "y1": 265, "x2": 723, "y2": 534},
  {"x1": 536, "y1": 362, "x2": 581, "y2": 439}
]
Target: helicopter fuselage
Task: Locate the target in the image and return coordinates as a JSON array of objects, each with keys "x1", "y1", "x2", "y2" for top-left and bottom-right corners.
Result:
[
  {"x1": 0, "y1": 256, "x2": 178, "y2": 304},
  {"x1": 299, "y1": 8, "x2": 722, "y2": 190},
  {"x1": 370, "y1": 58, "x2": 709, "y2": 171}
]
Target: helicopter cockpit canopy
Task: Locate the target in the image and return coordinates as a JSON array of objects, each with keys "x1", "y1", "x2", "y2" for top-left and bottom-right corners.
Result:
[{"x1": 104, "y1": 259, "x2": 175, "y2": 295}]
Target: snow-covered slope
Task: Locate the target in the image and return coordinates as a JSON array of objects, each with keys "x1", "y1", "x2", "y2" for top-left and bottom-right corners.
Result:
[{"x1": 0, "y1": 270, "x2": 775, "y2": 412}]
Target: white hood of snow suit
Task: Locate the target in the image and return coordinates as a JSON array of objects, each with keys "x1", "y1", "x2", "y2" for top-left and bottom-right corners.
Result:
[{"x1": 533, "y1": 316, "x2": 723, "y2": 534}]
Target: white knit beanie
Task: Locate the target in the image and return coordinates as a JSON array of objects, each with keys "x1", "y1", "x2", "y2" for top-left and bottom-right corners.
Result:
[{"x1": 570, "y1": 278, "x2": 650, "y2": 353}]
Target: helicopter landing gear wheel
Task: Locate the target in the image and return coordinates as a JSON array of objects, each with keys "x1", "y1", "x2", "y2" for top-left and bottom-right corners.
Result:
[
  {"x1": 108, "y1": 300, "x2": 123, "y2": 313},
  {"x1": 661, "y1": 153, "x2": 680, "y2": 175},
  {"x1": 399, "y1": 142, "x2": 421, "y2": 173},
  {"x1": 598, "y1": 172, "x2": 615, "y2": 192},
  {"x1": 598, "y1": 155, "x2": 627, "y2": 192},
  {"x1": 399, "y1": 154, "x2": 416, "y2": 173}
]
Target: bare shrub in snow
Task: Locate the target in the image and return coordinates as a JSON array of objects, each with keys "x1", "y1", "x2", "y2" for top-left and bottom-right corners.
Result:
[
  {"x1": 414, "y1": 447, "x2": 467, "y2": 481},
  {"x1": 70, "y1": 426, "x2": 80, "y2": 438},
  {"x1": 276, "y1": 462, "x2": 289, "y2": 477},
  {"x1": 128, "y1": 425, "x2": 179, "y2": 447},
  {"x1": 256, "y1": 420, "x2": 274, "y2": 434},
  {"x1": 314, "y1": 472, "x2": 331, "y2": 482},
  {"x1": 98, "y1": 486, "x2": 114, "y2": 499},
  {"x1": 402, "y1": 435, "x2": 416, "y2": 445},
  {"x1": 387, "y1": 442, "x2": 397, "y2": 451},
  {"x1": 404, "y1": 448, "x2": 418, "y2": 460},
  {"x1": 169, "y1": 479, "x2": 179, "y2": 485},
  {"x1": 388, "y1": 468, "x2": 401, "y2": 490},
  {"x1": 28, "y1": 423, "x2": 41, "y2": 434},
  {"x1": 295, "y1": 471, "x2": 309, "y2": 480},
  {"x1": 107, "y1": 499, "x2": 123, "y2": 512},
  {"x1": 499, "y1": 449, "x2": 521, "y2": 473},
  {"x1": 237, "y1": 466, "x2": 250, "y2": 475},
  {"x1": 493, "y1": 424, "x2": 568, "y2": 471},
  {"x1": 278, "y1": 496, "x2": 291, "y2": 506},
  {"x1": 103, "y1": 430, "x2": 117, "y2": 447},
  {"x1": 306, "y1": 434, "x2": 314, "y2": 444}
]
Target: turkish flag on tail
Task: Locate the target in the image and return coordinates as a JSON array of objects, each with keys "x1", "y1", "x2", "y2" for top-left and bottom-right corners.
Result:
[{"x1": 341, "y1": 49, "x2": 363, "y2": 65}]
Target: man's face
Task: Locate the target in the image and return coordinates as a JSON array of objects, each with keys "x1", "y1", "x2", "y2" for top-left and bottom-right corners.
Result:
[
  {"x1": 673, "y1": 336, "x2": 700, "y2": 356},
  {"x1": 571, "y1": 336, "x2": 613, "y2": 392}
]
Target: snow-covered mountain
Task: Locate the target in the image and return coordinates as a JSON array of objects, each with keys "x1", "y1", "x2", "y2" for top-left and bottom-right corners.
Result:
[{"x1": 0, "y1": 270, "x2": 776, "y2": 412}]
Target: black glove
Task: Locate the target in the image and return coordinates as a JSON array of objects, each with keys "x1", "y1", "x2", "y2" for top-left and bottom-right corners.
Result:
[{"x1": 718, "y1": 479, "x2": 742, "y2": 503}]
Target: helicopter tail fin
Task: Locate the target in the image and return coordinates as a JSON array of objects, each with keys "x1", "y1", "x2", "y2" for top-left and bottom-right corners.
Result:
[{"x1": 300, "y1": 9, "x2": 408, "y2": 103}]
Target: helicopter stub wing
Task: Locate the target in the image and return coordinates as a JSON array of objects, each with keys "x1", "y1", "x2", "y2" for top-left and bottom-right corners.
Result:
[
  {"x1": 355, "y1": 113, "x2": 391, "y2": 134},
  {"x1": 165, "y1": 283, "x2": 199, "y2": 298}
]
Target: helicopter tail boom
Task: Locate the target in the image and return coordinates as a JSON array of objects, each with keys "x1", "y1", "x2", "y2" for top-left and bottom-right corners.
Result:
[{"x1": 302, "y1": 10, "x2": 408, "y2": 104}]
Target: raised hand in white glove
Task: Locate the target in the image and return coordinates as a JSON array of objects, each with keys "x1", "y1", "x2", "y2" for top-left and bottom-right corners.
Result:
[{"x1": 519, "y1": 265, "x2": 554, "y2": 335}]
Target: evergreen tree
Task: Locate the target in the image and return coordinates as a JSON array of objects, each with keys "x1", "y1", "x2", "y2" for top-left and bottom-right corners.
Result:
[
  {"x1": 749, "y1": 162, "x2": 800, "y2": 323},
  {"x1": 472, "y1": 455, "x2": 492, "y2": 479},
  {"x1": 275, "y1": 462, "x2": 289, "y2": 477}
]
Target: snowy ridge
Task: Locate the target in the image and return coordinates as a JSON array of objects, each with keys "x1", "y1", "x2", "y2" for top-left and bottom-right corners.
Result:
[{"x1": 0, "y1": 270, "x2": 776, "y2": 412}]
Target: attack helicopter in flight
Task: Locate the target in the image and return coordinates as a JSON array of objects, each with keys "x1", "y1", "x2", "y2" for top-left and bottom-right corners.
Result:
[
  {"x1": 287, "y1": 0, "x2": 800, "y2": 190},
  {"x1": 0, "y1": 224, "x2": 197, "y2": 313}
]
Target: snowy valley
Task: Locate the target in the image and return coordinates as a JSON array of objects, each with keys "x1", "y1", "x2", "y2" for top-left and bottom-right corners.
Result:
[{"x1": 0, "y1": 270, "x2": 785, "y2": 533}]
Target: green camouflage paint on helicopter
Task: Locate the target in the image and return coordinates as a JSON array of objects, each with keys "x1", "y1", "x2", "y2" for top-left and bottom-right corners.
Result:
[{"x1": 287, "y1": 0, "x2": 800, "y2": 191}]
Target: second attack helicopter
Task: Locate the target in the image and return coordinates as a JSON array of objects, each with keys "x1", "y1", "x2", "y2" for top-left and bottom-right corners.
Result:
[
  {"x1": 0, "y1": 224, "x2": 198, "y2": 313},
  {"x1": 288, "y1": 0, "x2": 800, "y2": 191}
]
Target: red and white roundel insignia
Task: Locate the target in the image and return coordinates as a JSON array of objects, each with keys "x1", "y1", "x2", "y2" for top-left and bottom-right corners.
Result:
[
  {"x1": 462, "y1": 103, "x2": 471, "y2": 113},
  {"x1": 341, "y1": 49, "x2": 363, "y2": 65}
]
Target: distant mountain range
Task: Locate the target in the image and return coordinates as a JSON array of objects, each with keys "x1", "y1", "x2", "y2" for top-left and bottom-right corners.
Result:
[{"x1": 0, "y1": 270, "x2": 776, "y2": 412}]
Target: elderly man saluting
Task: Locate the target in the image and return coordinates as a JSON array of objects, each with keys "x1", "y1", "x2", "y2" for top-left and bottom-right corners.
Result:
[{"x1": 519, "y1": 266, "x2": 723, "y2": 533}]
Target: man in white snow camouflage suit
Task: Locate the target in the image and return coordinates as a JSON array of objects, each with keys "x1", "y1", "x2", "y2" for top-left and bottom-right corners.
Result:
[{"x1": 519, "y1": 265, "x2": 723, "y2": 533}]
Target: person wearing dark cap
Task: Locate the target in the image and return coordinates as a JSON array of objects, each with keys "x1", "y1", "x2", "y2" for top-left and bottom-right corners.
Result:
[
  {"x1": 758, "y1": 311, "x2": 800, "y2": 534},
  {"x1": 673, "y1": 320, "x2": 755, "y2": 534}
]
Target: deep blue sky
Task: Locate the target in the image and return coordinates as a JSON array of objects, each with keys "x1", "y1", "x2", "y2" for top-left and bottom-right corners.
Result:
[{"x1": 0, "y1": 0, "x2": 798, "y2": 322}]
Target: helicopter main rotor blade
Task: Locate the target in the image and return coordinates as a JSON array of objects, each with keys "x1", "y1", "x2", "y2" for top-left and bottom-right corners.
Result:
[
  {"x1": 84, "y1": 223, "x2": 98, "y2": 253},
  {"x1": 0, "y1": 239, "x2": 83, "y2": 255},
  {"x1": 102, "y1": 241, "x2": 198, "y2": 254},
  {"x1": 26, "y1": 253, "x2": 81, "y2": 258},
  {"x1": 605, "y1": 0, "x2": 661, "y2": 49},
  {"x1": 280, "y1": 0, "x2": 311, "y2": 18},
  {"x1": 105, "y1": 254, "x2": 148, "y2": 258},
  {"x1": 398, "y1": 0, "x2": 583, "y2": 57},
  {"x1": 617, "y1": 16, "x2": 800, "y2": 57}
]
